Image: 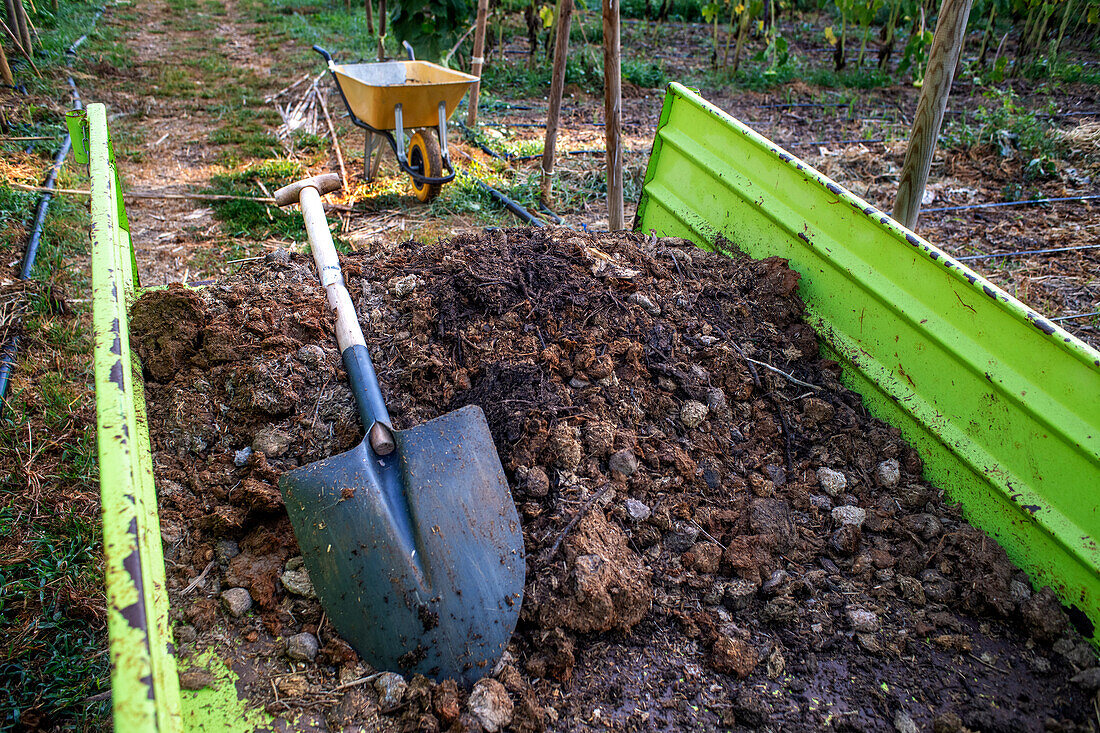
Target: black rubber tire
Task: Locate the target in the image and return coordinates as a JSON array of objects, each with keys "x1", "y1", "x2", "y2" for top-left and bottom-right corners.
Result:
[{"x1": 407, "y1": 131, "x2": 443, "y2": 203}]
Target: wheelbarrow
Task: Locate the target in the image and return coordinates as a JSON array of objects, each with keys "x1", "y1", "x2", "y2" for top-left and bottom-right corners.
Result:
[{"x1": 314, "y1": 44, "x2": 477, "y2": 203}]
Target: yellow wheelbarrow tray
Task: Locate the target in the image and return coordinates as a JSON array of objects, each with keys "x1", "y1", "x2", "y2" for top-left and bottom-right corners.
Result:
[{"x1": 314, "y1": 44, "x2": 477, "y2": 201}]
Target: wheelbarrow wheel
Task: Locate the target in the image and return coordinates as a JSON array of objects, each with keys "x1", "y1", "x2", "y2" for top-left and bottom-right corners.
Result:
[{"x1": 407, "y1": 131, "x2": 443, "y2": 203}]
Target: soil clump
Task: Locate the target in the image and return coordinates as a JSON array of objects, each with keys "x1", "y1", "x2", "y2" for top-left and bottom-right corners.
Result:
[{"x1": 132, "y1": 228, "x2": 1096, "y2": 731}]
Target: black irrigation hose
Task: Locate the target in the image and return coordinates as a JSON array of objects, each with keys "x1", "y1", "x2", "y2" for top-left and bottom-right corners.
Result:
[
  {"x1": 786, "y1": 138, "x2": 885, "y2": 148},
  {"x1": 1051, "y1": 312, "x2": 1100, "y2": 322},
  {"x1": 475, "y1": 180, "x2": 546, "y2": 227},
  {"x1": 924, "y1": 194, "x2": 1100, "y2": 213},
  {"x1": 0, "y1": 16, "x2": 95, "y2": 409},
  {"x1": 956, "y1": 243, "x2": 1100, "y2": 262}
]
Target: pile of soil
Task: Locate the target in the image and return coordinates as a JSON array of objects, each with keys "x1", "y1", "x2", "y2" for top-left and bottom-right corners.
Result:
[{"x1": 132, "y1": 228, "x2": 1097, "y2": 732}]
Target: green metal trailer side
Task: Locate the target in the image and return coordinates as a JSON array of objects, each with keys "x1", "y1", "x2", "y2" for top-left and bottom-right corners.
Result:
[{"x1": 635, "y1": 82, "x2": 1100, "y2": 639}]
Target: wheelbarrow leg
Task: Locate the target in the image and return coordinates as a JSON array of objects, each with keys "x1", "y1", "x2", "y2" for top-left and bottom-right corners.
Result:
[
  {"x1": 437, "y1": 101, "x2": 450, "y2": 167},
  {"x1": 364, "y1": 131, "x2": 385, "y2": 183}
]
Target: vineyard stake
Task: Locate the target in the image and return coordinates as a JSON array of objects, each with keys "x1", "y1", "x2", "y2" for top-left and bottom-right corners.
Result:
[
  {"x1": 466, "y1": 0, "x2": 489, "y2": 127},
  {"x1": 892, "y1": 0, "x2": 974, "y2": 230},
  {"x1": 541, "y1": 0, "x2": 574, "y2": 206},
  {"x1": 602, "y1": 0, "x2": 624, "y2": 230}
]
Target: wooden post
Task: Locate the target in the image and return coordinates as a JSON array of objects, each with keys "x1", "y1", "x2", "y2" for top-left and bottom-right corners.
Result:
[
  {"x1": 364, "y1": 0, "x2": 375, "y2": 35},
  {"x1": 377, "y1": 0, "x2": 386, "y2": 60},
  {"x1": 892, "y1": 0, "x2": 973, "y2": 230},
  {"x1": 13, "y1": 0, "x2": 30, "y2": 58},
  {"x1": 466, "y1": 0, "x2": 489, "y2": 127},
  {"x1": 602, "y1": 0, "x2": 623, "y2": 230},
  {"x1": 540, "y1": 0, "x2": 573, "y2": 206},
  {"x1": 0, "y1": 40, "x2": 12, "y2": 85}
]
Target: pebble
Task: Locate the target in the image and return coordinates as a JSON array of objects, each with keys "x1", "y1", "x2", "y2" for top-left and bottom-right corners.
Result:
[
  {"x1": 281, "y1": 557, "x2": 316, "y2": 598},
  {"x1": 232, "y1": 447, "x2": 252, "y2": 467},
  {"x1": 894, "y1": 711, "x2": 919, "y2": 733},
  {"x1": 627, "y1": 291, "x2": 660, "y2": 315},
  {"x1": 679, "y1": 400, "x2": 709, "y2": 429},
  {"x1": 875, "y1": 458, "x2": 901, "y2": 488},
  {"x1": 525, "y1": 467, "x2": 550, "y2": 497},
  {"x1": 705, "y1": 387, "x2": 730, "y2": 416},
  {"x1": 468, "y1": 677, "x2": 514, "y2": 732},
  {"x1": 178, "y1": 667, "x2": 215, "y2": 691},
  {"x1": 831, "y1": 505, "x2": 866, "y2": 528},
  {"x1": 286, "y1": 632, "x2": 318, "y2": 661},
  {"x1": 816, "y1": 467, "x2": 847, "y2": 496},
  {"x1": 252, "y1": 427, "x2": 290, "y2": 457},
  {"x1": 214, "y1": 540, "x2": 239, "y2": 565},
  {"x1": 373, "y1": 671, "x2": 407, "y2": 709},
  {"x1": 723, "y1": 579, "x2": 758, "y2": 611},
  {"x1": 624, "y1": 498, "x2": 651, "y2": 523},
  {"x1": 608, "y1": 448, "x2": 639, "y2": 477},
  {"x1": 388, "y1": 274, "x2": 420, "y2": 298},
  {"x1": 664, "y1": 521, "x2": 700, "y2": 553},
  {"x1": 1071, "y1": 668, "x2": 1100, "y2": 691},
  {"x1": 296, "y1": 343, "x2": 325, "y2": 366},
  {"x1": 265, "y1": 249, "x2": 291, "y2": 264},
  {"x1": 846, "y1": 607, "x2": 879, "y2": 633},
  {"x1": 220, "y1": 587, "x2": 252, "y2": 617}
]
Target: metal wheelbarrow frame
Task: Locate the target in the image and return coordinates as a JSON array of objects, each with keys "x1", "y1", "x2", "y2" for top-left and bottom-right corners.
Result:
[{"x1": 313, "y1": 44, "x2": 477, "y2": 200}]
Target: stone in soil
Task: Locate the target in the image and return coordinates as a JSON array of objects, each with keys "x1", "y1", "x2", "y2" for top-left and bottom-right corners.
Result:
[
  {"x1": 373, "y1": 672, "x2": 407, "y2": 710},
  {"x1": 468, "y1": 678, "x2": 514, "y2": 732},
  {"x1": 286, "y1": 632, "x2": 318, "y2": 661},
  {"x1": 220, "y1": 587, "x2": 252, "y2": 617}
]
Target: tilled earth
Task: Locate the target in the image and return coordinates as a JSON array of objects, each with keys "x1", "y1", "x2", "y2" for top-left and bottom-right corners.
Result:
[{"x1": 131, "y1": 228, "x2": 1098, "y2": 732}]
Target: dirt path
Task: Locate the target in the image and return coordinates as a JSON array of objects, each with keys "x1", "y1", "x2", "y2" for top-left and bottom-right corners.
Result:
[{"x1": 85, "y1": 0, "x2": 278, "y2": 286}]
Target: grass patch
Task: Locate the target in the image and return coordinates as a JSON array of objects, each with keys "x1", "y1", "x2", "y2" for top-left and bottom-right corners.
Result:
[{"x1": 208, "y1": 159, "x2": 309, "y2": 238}]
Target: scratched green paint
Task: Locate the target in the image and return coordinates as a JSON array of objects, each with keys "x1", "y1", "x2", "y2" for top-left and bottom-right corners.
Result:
[
  {"x1": 636, "y1": 83, "x2": 1100, "y2": 640},
  {"x1": 178, "y1": 651, "x2": 272, "y2": 732}
]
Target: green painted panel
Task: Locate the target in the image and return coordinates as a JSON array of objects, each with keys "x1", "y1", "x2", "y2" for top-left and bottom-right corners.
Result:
[{"x1": 636, "y1": 83, "x2": 1100, "y2": 638}]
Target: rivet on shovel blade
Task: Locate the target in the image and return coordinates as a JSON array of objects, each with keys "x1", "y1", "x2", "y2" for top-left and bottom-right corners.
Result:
[{"x1": 369, "y1": 422, "x2": 396, "y2": 456}]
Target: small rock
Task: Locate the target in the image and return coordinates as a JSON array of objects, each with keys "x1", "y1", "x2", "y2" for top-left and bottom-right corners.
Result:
[
  {"x1": 1009, "y1": 579, "x2": 1032, "y2": 605},
  {"x1": 252, "y1": 427, "x2": 291, "y2": 457},
  {"x1": 709, "y1": 634, "x2": 759, "y2": 678},
  {"x1": 624, "y1": 498, "x2": 651, "y2": 523},
  {"x1": 627, "y1": 291, "x2": 660, "y2": 315},
  {"x1": 893, "y1": 711, "x2": 919, "y2": 733},
  {"x1": 569, "y1": 376, "x2": 591, "y2": 389},
  {"x1": 178, "y1": 667, "x2": 215, "y2": 691},
  {"x1": 281, "y1": 557, "x2": 316, "y2": 598},
  {"x1": 265, "y1": 248, "x2": 291, "y2": 264},
  {"x1": 220, "y1": 587, "x2": 252, "y2": 617},
  {"x1": 286, "y1": 632, "x2": 318, "y2": 661},
  {"x1": 388, "y1": 274, "x2": 420, "y2": 298},
  {"x1": 705, "y1": 387, "x2": 730, "y2": 417},
  {"x1": 679, "y1": 400, "x2": 709, "y2": 429},
  {"x1": 174, "y1": 624, "x2": 197, "y2": 645},
  {"x1": 874, "y1": 459, "x2": 901, "y2": 488},
  {"x1": 1071, "y1": 668, "x2": 1100, "y2": 691},
  {"x1": 608, "y1": 449, "x2": 639, "y2": 477},
  {"x1": 830, "y1": 525, "x2": 861, "y2": 555},
  {"x1": 276, "y1": 673, "x2": 310, "y2": 697},
  {"x1": 831, "y1": 505, "x2": 866, "y2": 528},
  {"x1": 664, "y1": 521, "x2": 700, "y2": 553},
  {"x1": 809, "y1": 494, "x2": 833, "y2": 510},
  {"x1": 761, "y1": 570, "x2": 790, "y2": 597},
  {"x1": 214, "y1": 540, "x2": 239, "y2": 565},
  {"x1": 373, "y1": 671, "x2": 408, "y2": 709},
  {"x1": 296, "y1": 343, "x2": 325, "y2": 366},
  {"x1": 816, "y1": 467, "x2": 847, "y2": 496},
  {"x1": 723, "y1": 579, "x2": 758, "y2": 611},
  {"x1": 683, "y1": 542, "x2": 723, "y2": 574},
  {"x1": 468, "y1": 678, "x2": 514, "y2": 732},
  {"x1": 233, "y1": 447, "x2": 253, "y2": 467},
  {"x1": 846, "y1": 607, "x2": 879, "y2": 633},
  {"x1": 525, "y1": 467, "x2": 550, "y2": 498}
]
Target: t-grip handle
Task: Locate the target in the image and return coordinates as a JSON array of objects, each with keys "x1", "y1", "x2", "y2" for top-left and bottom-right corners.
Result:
[{"x1": 275, "y1": 174, "x2": 396, "y2": 457}]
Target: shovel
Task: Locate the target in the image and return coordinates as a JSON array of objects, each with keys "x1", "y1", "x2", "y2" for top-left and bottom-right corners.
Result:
[{"x1": 273, "y1": 174, "x2": 525, "y2": 685}]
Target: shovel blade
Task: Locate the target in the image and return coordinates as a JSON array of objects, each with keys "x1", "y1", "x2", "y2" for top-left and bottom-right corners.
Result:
[{"x1": 279, "y1": 405, "x2": 524, "y2": 686}]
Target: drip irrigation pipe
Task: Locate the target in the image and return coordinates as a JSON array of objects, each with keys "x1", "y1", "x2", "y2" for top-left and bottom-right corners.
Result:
[
  {"x1": 0, "y1": 11, "x2": 97, "y2": 410},
  {"x1": 475, "y1": 179, "x2": 545, "y2": 227},
  {"x1": 956, "y1": 243, "x2": 1100, "y2": 262},
  {"x1": 924, "y1": 194, "x2": 1100, "y2": 213},
  {"x1": 1051, "y1": 312, "x2": 1100, "y2": 323},
  {"x1": 786, "y1": 138, "x2": 885, "y2": 148}
]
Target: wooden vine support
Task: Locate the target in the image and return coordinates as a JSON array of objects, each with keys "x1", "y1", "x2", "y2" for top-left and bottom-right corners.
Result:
[
  {"x1": 540, "y1": 0, "x2": 574, "y2": 206},
  {"x1": 603, "y1": 0, "x2": 624, "y2": 230},
  {"x1": 466, "y1": 0, "x2": 489, "y2": 127},
  {"x1": 893, "y1": 0, "x2": 974, "y2": 230}
]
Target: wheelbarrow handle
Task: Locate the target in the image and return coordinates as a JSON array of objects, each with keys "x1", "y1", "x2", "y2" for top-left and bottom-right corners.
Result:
[{"x1": 313, "y1": 44, "x2": 333, "y2": 63}]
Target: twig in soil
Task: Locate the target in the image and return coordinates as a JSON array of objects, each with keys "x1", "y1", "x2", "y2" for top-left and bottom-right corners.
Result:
[
  {"x1": 543, "y1": 483, "x2": 613, "y2": 562},
  {"x1": 317, "y1": 87, "x2": 349, "y2": 195},
  {"x1": 744, "y1": 356, "x2": 822, "y2": 392},
  {"x1": 7, "y1": 182, "x2": 276, "y2": 203},
  {"x1": 180, "y1": 560, "x2": 215, "y2": 596},
  {"x1": 334, "y1": 672, "x2": 383, "y2": 691},
  {"x1": 969, "y1": 652, "x2": 1010, "y2": 674}
]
